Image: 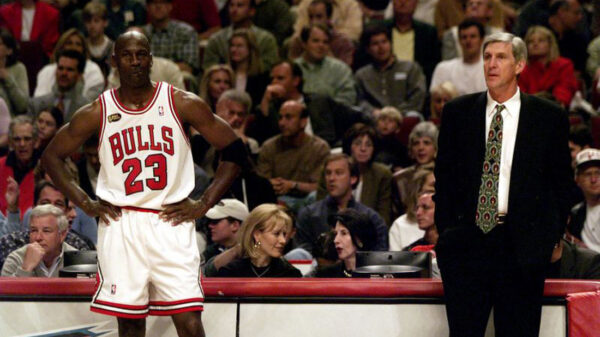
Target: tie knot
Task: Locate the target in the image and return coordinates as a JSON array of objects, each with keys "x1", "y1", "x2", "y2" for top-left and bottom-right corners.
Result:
[{"x1": 495, "y1": 104, "x2": 505, "y2": 114}]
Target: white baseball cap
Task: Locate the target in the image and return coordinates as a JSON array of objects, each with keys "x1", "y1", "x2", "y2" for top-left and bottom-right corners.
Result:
[
  {"x1": 576, "y1": 148, "x2": 600, "y2": 169},
  {"x1": 205, "y1": 199, "x2": 249, "y2": 222}
]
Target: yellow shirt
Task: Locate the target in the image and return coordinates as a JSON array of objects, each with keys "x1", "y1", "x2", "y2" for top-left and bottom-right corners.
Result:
[{"x1": 392, "y1": 28, "x2": 415, "y2": 62}]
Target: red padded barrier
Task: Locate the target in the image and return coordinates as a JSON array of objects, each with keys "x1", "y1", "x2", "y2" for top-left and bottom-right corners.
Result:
[
  {"x1": 567, "y1": 291, "x2": 600, "y2": 337},
  {"x1": 1, "y1": 278, "x2": 599, "y2": 298}
]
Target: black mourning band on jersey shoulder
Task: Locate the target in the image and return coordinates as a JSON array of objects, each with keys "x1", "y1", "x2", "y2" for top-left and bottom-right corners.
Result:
[{"x1": 220, "y1": 138, "x2": 247, "y2": 167}]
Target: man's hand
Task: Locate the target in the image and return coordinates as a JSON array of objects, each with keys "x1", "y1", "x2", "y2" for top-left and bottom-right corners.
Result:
[
  {"x1": 270, "y1": 177, "x2": 294, "y2": 195},
  {"x1": 22, "y1": 242, "x2": 46, "y2": 271},
  {"x1": 81, "y1": 199, "x2": 121, "y2": 224},
  {"x1": 260, "y1": 84, "x2": 286, "y2": 116},
  {"x1": 5, "y1": 176, "x2": 19, "y2": 213},
  {"x1": 161, "y1": 198, "x2": 209, "y2": 226}
]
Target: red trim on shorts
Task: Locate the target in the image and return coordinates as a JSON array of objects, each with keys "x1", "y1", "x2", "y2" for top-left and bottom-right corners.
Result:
[
  {"x1": 110, "y1": 82, "x2": 161, "y2": 114},
  {"x1": 91, "y1": 306, "x2": 148, "y2": 319},
  {"x1": 148, "y1": 306, "x2": 204, "y2": 316},
  {"x1": 121, "y1": 205, "x2": 161, "y2": 214},
  {"x1": 168, "y1": 84, "x2": 191, "y2": 148},
  {"x1": 149, "y1": 298, "x2": 205, "y2": 306},
  {"x1": 94, "y1": 299, "x2": 149, "y2": 310}
]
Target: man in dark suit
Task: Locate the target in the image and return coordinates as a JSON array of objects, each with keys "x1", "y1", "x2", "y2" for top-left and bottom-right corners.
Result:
[{"x1": 434, "y1": 32, "x2": 575, "y2": 337}]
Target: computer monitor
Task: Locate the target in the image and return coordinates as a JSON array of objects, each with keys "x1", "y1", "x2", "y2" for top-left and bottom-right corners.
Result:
[
  {"x1": 354, "y1": 251, "x2": 432, "y2": 278},
  {"x1": 59, "y1": 251, "x2": 97, "y2": 278}
]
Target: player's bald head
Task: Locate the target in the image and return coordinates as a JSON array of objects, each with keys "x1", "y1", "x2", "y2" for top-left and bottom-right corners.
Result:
[{"x1": 114, "y1": 30, "x2": 150, "y2": 54}]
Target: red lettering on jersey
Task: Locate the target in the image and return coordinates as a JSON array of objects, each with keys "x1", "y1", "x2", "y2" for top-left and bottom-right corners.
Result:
[
  {"x1": 109, "y1": 133, "x2": 123, "y2": 165},
  {"x1": 135, "y1": 125, "x2": 149, "y2": 151},
  {"x1": 162, "y1": 127, "x2": 174, "y2": 155},
  {"x1": 148, "y1": 125, "x2": 162, "y2": 151},
  {"x1": 121, "y1": 128, "x2": 136, "y2": 155}
]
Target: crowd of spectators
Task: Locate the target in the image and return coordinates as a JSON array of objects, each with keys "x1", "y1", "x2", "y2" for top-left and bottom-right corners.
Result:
[{"x1": 1, "y1": 0, "x2": 600, "y2": 281}]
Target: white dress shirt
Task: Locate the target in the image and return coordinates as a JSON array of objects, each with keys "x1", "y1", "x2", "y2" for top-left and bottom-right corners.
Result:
[{"x1": 485, "y1": 89, "x2": 521, "y2": 215}]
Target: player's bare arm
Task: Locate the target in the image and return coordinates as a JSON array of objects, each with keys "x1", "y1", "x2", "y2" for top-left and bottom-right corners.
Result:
[
  {"x1": 160, "y1": 89, "x2": 244, "y2": 225},
  {"x1": 41, "y1": 101, "x2": 121, "y2": 224}
]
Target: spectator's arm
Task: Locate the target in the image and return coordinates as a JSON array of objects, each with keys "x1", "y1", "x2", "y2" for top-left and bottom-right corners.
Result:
[
  {"x1": 371, "y1": 211, "x2": 389, "y2": 251},
  {"x1": 333, "y1": 65, "x2": 356, "y2": 105},
  {"x1": 398, "y1": 63, "x2": 426, "y2": 113}
]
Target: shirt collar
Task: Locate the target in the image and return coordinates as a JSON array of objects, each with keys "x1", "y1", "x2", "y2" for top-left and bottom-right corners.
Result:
[{"x1": 486, "y1": 87, "x2": 520, "y2": 119}]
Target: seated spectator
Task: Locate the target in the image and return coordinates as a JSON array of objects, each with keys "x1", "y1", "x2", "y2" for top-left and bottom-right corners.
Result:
[
  {"x1": 0, "y1": 28, "x2": 29, "y2": 115},
  {"x1": 0, "y1": 116, "x2": 39, "y2": 217},
  {"x1": 296, "y1": 153, "x2": 389, "y2": 254},
  {"x1": 253, "y1": 60, "x2": 369, "y2": 146},
  {"x1": 76, "y1": 136, "x2": 100, "y2": 200},
  {"x1": 547, "y1": 238, "x2": 600, "y2": 279},
  {"x1": 199, "y1": 64, "x2": 234, "y2": 113},
  {"x1": 295, "y1": 24, "x2": 357, "y2": 105},
  {"x1": 216, "y1": 204, "x2": 302, "y2": 277},
  {"x1": 144, "y1": 0, "x2": 199, "y2": 78},
  {"x1": 389, "y1": 166, "x2": 434, "y2": 250},
  {"x1": 102, "y1": 0, "x2": 147, "y2": 40},
  {"x1": 545, "y1": 0, "x2": 587, "y2": 77},
  {"x1": 567, "y1": 149, "x2": 600, "y2": 253},
  {"x1": 314, "y1": 208, "x2": 377, "y2": 277},
  {"x1": 253, "y1": 0, "x2": 294, "y2": 45},
  {"x1": 35, "y1": 107, "x2": 63, "y2": 153},
  {"x1": 518, "y1": 25, "x2": 578, "y2": 108},
  {"x1": 192, "y1": 89, "x2": 260, "y2": 175},
  {"x1": 171, "y1": 0, "x2": 222, "y2": 40},
  {"x1": 203, "y1": 0, "x2": 279, "y2": 72},
  {"x1": 107, "y1": 27, "x2": 185, "y2": 90},
  {"x1": 569, "y1": 124, "x2": 593, "y2": 169},
  {"x1": 355, "y1": 24, "x2": 426, "y2": 117},
  {"x1": 83, "y1": 2, "x2": 114, "y2": 78},
  {"x1": 319, "y1": 123, "x2": 392, "y2": 225},
  {"x1": 257, "y1": 100, "x2": 330, "y2": 212},
  {"x1": 0, "y1": 0, "x2": 59, "y2": 57},
  {"x1": 1, "y1": 204, "x2": 76, "y2": 277},
  {"x1": 430, "y1": 20, "x2": 487, "y2": 96},
  {"x1": 381, "y1": 0, "x2": 440, "y2": 86},
  {"x1": 374, "y1": 106, "x2": 411, "y2": 171},
  {"x1": 403, "y1": 190, "x2": 437, "y2": 251},
  {"x1": 393, "y1": 121, "x2": 437, "y2": 213},
  {"x1": 441, "y1": 0, "x2": 503, "y2": 60},
  {"x1": 34, "y1": 29, "x2": 105, "y2": 102},
  {"x1": 294, "y1": 0, "x2": 363, "y2": 41},
  {"x1": 202, "y1": 199, "x2": 249, "y2": 263},
  {"x1": 0, "y1": 97, "x2": 10, "y2": 151},
  {"x1": 228, "y1": 29, "x2": 270, "y2": 111},
  {"x1": 287, "y1": 0, "x2": 355, "y2": 66},
  {"x1": 434, "y1": 0, "x2": 504, "y2": 39},
  {"x1": 429, "y1": 81, "x2": 458, "y2": 120},
  {"x1": 29, "y1": 50, "x2": 91, "y2": 122}
]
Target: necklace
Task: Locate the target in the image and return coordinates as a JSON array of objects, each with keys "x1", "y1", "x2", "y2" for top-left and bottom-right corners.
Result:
[{"x1": 251, "y1": 264, "x2": 271, "y2": 277}]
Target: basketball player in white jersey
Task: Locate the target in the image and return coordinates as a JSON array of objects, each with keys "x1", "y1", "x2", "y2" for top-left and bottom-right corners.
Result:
[{"x1": 42, "y1": 31, "x2": 246, "y2": 337}]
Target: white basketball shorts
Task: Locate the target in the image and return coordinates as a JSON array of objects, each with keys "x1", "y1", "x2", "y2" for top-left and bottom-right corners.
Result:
[{"x1": 91, "y1": 207, "x2": 204, "y2": 318}]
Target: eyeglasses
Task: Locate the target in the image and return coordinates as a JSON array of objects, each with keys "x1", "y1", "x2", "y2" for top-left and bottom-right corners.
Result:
[{"x1": 580, "y1": 170, "x2": 600, "y2": 179}]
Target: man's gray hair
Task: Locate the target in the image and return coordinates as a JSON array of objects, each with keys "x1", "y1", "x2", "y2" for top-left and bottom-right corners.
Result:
[
  {"x1": 30, "y1": 204, "x2": 69, "y2": 232},
  {"x1": 9, "y1": 115, "x2": 38, "y2": 140},
  {"x1": 483, "y1": 32, "x2": 527, "y2": 63},
  {"x1": 217, "y1": 89, "x2": 253, "y2": 115}
]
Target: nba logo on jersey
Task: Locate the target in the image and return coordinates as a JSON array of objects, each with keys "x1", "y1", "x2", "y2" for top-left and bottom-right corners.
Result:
[
  {"x1": 158, "y1": 106, "x2": 164, "y2": 116},
  {"x1": 111, "y1": 284, "x2": 117, "y2": 295}
]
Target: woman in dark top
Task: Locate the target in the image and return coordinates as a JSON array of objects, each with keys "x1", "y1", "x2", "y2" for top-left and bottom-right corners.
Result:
[
  {"x1": 217, "y1": 204, "x2": 301, "y2": 278},
  {"x1": 315, "y1": 209, "x2": 377, "y2": 278}
]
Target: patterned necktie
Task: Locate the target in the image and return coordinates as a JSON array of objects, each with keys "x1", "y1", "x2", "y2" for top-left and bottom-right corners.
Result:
[{"x1": 476, "y1": 104, "x2": 504, "y2": 233}]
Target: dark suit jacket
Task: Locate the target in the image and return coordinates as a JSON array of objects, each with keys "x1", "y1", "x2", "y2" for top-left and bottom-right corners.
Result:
[
  {"x1": 28, "y1": 83, "x2": 90, "y2": 122},
  {"x1": 557, "y1": 239, "x2": 600, "y2": 279},
  {"x1": 567, "y1": 202, "x2": 586, "y2": 240},
  {"x1": 434, "y1": 92, "x2": 574, "y2": 271}
]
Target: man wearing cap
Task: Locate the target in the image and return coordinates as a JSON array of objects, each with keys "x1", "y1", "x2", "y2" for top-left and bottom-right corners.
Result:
[
  {"x1": 568, "y1": 149, "x2": 600, "y2": 254},
  {"x1": 202, "y1": 199, "x2": 249, "y2": 262}
]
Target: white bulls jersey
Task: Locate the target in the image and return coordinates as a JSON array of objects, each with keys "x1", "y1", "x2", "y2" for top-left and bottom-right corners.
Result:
[{"x1": 97, "y1": 82, "x2": 194, "y2": 210}]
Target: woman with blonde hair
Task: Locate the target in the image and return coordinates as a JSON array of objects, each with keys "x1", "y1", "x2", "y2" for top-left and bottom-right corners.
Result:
[
  {"x1": 199, "y1": 64, "x2": 234, "y2": 112},
  {"x1": 228, "y1": 28, "x2": 269, "y2": 109},
  {"x1": 518, "y1": 25, "x2": 578, "y2": 107},
  {"x1": 216, "y1": 204, "x2": 302, "y2": 277},
  {"x1": 429, "y1": 81, "x2": 458, "y2": 120},
  {"x1": 34, "y1": 28, "x2": 104, "y2": 101}
]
